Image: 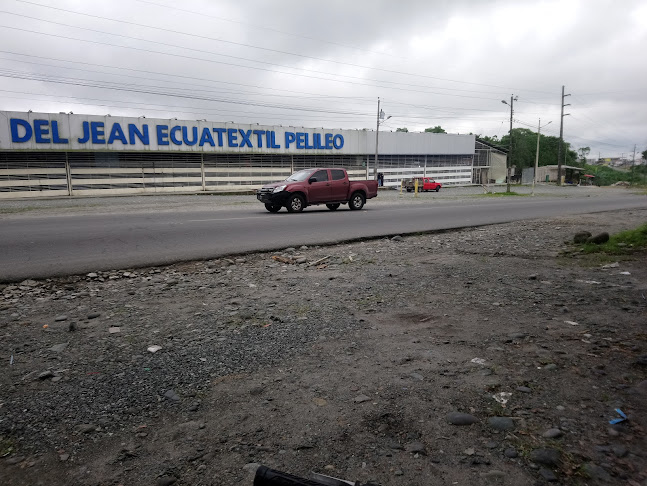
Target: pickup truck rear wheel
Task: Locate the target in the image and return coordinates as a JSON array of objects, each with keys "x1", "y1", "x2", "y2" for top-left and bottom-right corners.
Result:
[
  {"x1": 326, "y1": 203, "x2": 340, "y2": 211},
  {"x1": 264, "y1": 203, "x2": 282, "y2": 213},
  {"x1": 435, "y1": 186, "x2": 441, "y2": 192},
  {"x1": 286, "y1": 194, "x2": 305, "y2": 213},
  {"x1": 349, "y1": 192, "x2": 365, "y2": 211}
]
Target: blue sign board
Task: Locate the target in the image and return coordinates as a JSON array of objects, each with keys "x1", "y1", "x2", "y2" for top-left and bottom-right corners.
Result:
[{"x1": 8, "y1": 117, "x2": 344, "y2": 150}]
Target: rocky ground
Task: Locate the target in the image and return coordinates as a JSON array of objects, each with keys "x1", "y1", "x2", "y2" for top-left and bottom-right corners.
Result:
[{"x1": 1, "y1": 205, "x2": 646, "y2": 486}]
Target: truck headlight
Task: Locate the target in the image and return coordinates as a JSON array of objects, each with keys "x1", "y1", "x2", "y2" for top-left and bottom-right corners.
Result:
[{"x1": 273, "y1": 185, "x2": 286, "y2": 193}]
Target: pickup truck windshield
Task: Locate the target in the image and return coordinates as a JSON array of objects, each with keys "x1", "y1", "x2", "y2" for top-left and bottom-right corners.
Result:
[{"x1": 285, "y1": 170, "x2": 312, "y2": 182}]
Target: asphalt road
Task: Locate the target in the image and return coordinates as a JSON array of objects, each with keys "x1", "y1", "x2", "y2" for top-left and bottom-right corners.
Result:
[{"x1": 1, "y1": 192, "x2": 646, "y2": 282}]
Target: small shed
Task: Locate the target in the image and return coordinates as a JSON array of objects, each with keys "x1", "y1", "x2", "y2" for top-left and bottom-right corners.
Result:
[{"x1": 535, "y1": 165, "x2": 583, "y2": 184}]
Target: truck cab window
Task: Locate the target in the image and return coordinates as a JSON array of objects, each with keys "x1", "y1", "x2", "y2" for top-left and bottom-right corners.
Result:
[
  {"x1": 311, "y1": 170, "x2": 329, "y2": 182},
  {"x1": 331, "y1": 169, "x2": 345, "y2": 181}
]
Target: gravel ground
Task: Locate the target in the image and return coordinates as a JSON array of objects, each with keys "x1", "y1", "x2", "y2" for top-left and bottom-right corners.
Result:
[
  {"x1": 1, "y1": 202, "x2": 646, "y2": 486},
  {"x1": 0, "y1": 184, "x2": 632, "y2": 218}
]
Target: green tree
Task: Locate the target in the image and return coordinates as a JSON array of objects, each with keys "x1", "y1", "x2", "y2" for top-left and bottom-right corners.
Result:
[
  {"x1": 477, "y1": 135, "x2": 508, "y2": 152},
  {"x1": 642, "y1": 148, "x2": 647, "y2": 160},
  {"x1": 578, "y1": 147, "x2": 591, "y2": 163},
  {"x1": 499, "y1": 128, "x2": 577, "y2": 170},
  {"x1": 425, "y1": 126, "x2": 446, "y2": 133},
  {"x1": 478, "y1": 134, "x2": 500, "y2": 144},
  {"x1": 396, "y1": 127, "x2": 409, "y2": 132}
]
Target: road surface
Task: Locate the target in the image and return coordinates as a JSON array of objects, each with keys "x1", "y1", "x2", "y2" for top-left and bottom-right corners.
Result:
[{"x1": 1, "y1": 192, "x2": 646, "y2": 281}]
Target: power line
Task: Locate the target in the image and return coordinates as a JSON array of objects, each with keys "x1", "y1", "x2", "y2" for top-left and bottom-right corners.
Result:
[
  {"x1": 385, "y1": 99, "x2": 510, "y2": 114},
  {"x1": 0, "y1": 95, "x2": 375, "y2": 125},
  {"x1": 0, "y1": 71, "x2": 523, "y2": 127},
  {"x1": 568, "y1": 97, "x2": 633, "y2": 140},
  {"x1": 0, "y1": 65, "x2": 515, "y2": 121},
  {"x1": 0, "y1": 51, "x2": 541, "y2": 122},
  {"x1": 0, "y1": 70, "x2": 377, "y2": 116},
  {"x1": 560, "y1": 132, "x2": 631, "y2": 150},
  {"x1": 4, "y1": 8, "x2": 505, "y2": 96},
  {"x1": 0, "y1": 85, "x2": 522, "y2": 134},
  {"x1": 0, "y1": 51, "x2": 371, "y2": 102},
  {"x1": 0, "y1": 89, "x2": 377, "y2": 122},
  {"x1": 0, "y1": 24, "x2": 516, "y2": 101},
  {"x1": 95, "y1": 0, "x2": 403, "y2": 58},
  {"x1": 11, "y1": 0, "x2": 558, "y2": 95},
  {"x1": 0, "y1": 57, "x2": 375, "y2": 105}
]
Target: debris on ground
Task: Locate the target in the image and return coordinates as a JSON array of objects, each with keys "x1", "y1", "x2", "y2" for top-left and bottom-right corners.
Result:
[{"x1": 1, "y1": 208, "x2": 646, "y2": 486}]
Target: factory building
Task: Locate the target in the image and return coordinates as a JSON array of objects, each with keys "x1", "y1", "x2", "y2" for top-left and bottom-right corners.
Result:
[{"x1": 0, "y1": 111, "x2": 502, "y2": 199}]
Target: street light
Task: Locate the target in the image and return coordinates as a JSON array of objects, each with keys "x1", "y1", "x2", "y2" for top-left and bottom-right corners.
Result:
[
  {"x1": 501, "y1": 95, "x2": 517, "y2": 193},
  {"x1": 531, "y1": 118, "x2": 552, "y2": 196},
  {"x1": 372, "y1": 97, "x2": 392, "y2": 180}
]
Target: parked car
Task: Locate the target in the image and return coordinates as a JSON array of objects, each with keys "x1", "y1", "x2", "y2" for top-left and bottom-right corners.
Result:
[
  {"x1": 404, "y1": 177, "x2": 442, "y2": 193},
  {"x1": 256, "y1": 168, "x2": 378, "y2": 213}
]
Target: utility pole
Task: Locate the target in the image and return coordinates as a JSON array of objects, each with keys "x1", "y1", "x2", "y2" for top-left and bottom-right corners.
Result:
[
  {"x1": 501, "y1": 94, "x2": 517, "y2": 192},
  {"x1": 632, "y1": 144, "x2": 636, "y2": 184},
  {"x1": 371, "y1": 98, "x2": 381, "y2": 180},
  {"x1": 372, "y1": 98, "x2": 391, "y2": 181},
  {"x1": 532, "y1": 118, "x2": 551, "y2": 196},
  {"x1": 557, "y1": 85, "x2": 571, "y2": 185}
]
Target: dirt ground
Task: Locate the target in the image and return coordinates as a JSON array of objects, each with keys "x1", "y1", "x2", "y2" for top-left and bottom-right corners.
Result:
[{"x1": 1, "y1": 207, "x2": 646, "y2": 486}]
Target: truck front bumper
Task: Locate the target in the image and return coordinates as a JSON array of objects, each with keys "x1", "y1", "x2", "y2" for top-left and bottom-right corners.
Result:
[{"x1": 256, "y1": 190, "x2": 291, "y2": 206}]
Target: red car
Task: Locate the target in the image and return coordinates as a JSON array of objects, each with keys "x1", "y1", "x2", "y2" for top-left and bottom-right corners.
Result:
[{"x1": 256, "y1": 168, "x2": 378, "y2": 213}]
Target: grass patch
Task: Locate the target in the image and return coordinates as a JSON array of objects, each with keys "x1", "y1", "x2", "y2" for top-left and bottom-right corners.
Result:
[
  {"x1": 562, "y1": 252, "x2": 632, "y2": 267},
  {"x1": 0, "y1": 436, "x2": 17, "y2": 457},
  {"x1": 289, "y1": 303, "x2": 311, "y2": 318},
  {"x1": 0, "y1": 204, "x2": 101, "y2": 214},
  {"x1": 0, "y1": 206, "x2": 39, "y2": 214},
  {"x1": 578, "y1": 223, "x2": 647, "y2": 255}
]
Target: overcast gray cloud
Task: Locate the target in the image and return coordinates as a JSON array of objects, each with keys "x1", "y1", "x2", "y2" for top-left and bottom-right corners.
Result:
[{"x1": 1, "y1": 0, "x2": 645, "y2": 159}]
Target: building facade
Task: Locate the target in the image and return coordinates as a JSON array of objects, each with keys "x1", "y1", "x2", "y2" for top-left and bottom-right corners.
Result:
[{"x1": 1, "y1": 111, "x2": 481, "y2": 199}]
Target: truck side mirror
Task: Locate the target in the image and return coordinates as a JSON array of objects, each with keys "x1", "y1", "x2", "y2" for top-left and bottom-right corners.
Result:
[{"x1": 308, "y1": 177, "x2": 316, "y2": 184}]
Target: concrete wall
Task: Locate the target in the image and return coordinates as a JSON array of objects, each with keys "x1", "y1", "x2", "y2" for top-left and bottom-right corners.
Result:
[
  {"x1": 489, "y1": 152, "x2": 507, "y2": 183},
  {"x1": 536, "y1": 166, "x2": 557, "y2": 182}
]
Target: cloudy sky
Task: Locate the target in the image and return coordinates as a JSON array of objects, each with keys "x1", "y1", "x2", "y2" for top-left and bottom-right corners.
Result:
[{"x1": 1, "y1": 0, "x2": 645, "y2": 159}]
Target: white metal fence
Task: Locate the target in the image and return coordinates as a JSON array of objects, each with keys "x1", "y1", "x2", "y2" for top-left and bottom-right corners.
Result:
[{"x1": 0, "y1": 151, "x2": 475, "y2": 198}]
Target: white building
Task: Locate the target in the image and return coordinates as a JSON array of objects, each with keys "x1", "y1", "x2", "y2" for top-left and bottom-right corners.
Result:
[{"x1": 0, "y1": 111, "x2": 494, "y2": 199}]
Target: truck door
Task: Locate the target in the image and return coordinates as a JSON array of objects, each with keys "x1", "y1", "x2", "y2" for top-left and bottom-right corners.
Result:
[
  {"x1": 307, "y1": 169, "x2": 331, "y2": 203},
  {"x1": 329, "y1": 169, "x2": 349, "y2": 201}
]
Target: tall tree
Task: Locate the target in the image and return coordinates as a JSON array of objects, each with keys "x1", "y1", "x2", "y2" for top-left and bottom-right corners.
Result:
[
  {"x1": 396, "y1": 127, "x2": 409, "y2": 132},
  {"x1": 499, "y1": 128, "x2": 577, "y2": 169},
  {"x1": 478, "y1": 135, "x2": 500, "y2": 144},
  {"x1": 578, "y1": 147, "x2": 591, "y2": 162},
  {"x1": 425, "y1": 126, "x2": 446, "y2": 133}
]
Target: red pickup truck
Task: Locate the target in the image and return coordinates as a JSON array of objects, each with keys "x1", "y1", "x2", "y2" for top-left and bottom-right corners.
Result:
[
  {"x1": 256, "y1": 168, "x2": 378, "y2": 213},
  {"x1": 404, "y1": 177, "x2": 442, "y2": 193}
]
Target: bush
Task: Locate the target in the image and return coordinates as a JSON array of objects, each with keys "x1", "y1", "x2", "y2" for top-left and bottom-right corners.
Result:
[{"x1": 582, "y1": 164, "x2": 647, "y2": 186}]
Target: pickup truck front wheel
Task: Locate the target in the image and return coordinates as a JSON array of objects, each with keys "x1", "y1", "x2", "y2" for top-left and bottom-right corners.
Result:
[
  {"x1": 264, "y1": 203, "x2": 282, "y2": 213},
  {"x1": 435, "y1": 187, "x2": 441, "y2": 192},
  {"x1": 349, "y1": 192, "x2": 365, "y2": 211},
  {"x1": 286, "y1": 194, "x2": 305, "y2": 213},
  {"x1": 326, "y1": 203, "x2": 340, "y2": 211}
]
